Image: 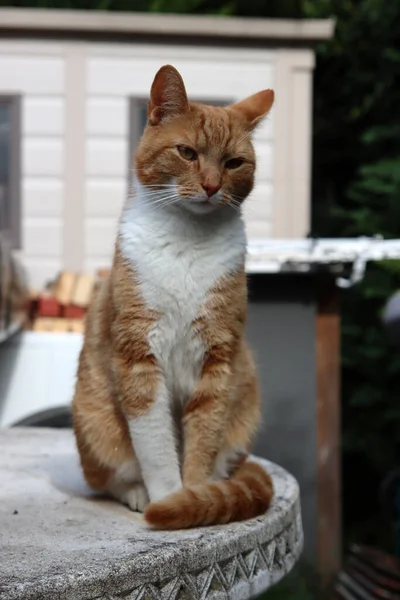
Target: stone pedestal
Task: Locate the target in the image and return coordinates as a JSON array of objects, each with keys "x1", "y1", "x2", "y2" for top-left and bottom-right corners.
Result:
[{"x1": 0, "y1": 428, "x2": 303, "y2": 600}]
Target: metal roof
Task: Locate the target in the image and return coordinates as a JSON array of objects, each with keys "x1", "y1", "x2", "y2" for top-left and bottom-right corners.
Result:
[
  {"x1": 0, "y1": 8, "x2": 334, "y2": 45},
  {"x1": 246, "y1": 237, "x2": 400, "y2": 287}
]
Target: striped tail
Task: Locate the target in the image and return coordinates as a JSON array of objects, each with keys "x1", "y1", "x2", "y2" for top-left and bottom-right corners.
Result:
[{"x1": 144, "y1": 461, "x2": 273, "y2": 530}]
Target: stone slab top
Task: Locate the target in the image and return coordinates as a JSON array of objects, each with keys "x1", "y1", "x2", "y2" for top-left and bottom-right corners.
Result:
[{"x1": 0, "y1": 428, "x2": 303, "y2": 600}]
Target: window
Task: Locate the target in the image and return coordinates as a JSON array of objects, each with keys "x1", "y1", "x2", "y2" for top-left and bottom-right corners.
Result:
[
  {"x1": 0, "y1": 97, "x2": 20, "y2": 247},
  {"x1": 128, "y1": 100, "x2": 148, "y2": 173},
  {"x1": 128, "y1": 97, "x2": 232, "y2": 176}
]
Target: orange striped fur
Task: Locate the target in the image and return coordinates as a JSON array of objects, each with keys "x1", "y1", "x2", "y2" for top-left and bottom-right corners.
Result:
[
  {"x1": 72, "y1": 65, "x2": 274, "y2": 527},
  {"x1": 146, "y1": 462, "x2": 273, "y2": 529}
]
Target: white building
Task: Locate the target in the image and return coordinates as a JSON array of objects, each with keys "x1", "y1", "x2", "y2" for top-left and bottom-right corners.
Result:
[{"x1": 0, "y1": 8, "x2": 333, "y2": 288}]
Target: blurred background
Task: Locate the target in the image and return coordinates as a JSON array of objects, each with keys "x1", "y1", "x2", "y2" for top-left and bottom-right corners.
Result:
[{"x1": 1, "y1": 0, "x2": 400, "y2": 598}]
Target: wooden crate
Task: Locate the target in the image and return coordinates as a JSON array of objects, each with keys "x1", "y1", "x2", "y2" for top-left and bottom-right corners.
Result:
[{"x1": 28, "y1": 269, "x2": 109, "y2": 333}]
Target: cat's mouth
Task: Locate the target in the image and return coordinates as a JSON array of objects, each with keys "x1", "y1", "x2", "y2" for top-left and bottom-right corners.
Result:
[{"x1": 185, "y1": 196, "x2": 218, "y2": 215}]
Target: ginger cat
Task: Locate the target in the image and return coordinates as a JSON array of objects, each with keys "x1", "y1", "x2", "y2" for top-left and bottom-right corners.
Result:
[{"x1": 72, "y1": 65, "x2": 274, "y2": 529}]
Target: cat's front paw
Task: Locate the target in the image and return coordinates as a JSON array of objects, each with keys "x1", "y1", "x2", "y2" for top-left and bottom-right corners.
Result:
[{"x1": 124, "y1": 483, "x2": 149, "y2": 512}]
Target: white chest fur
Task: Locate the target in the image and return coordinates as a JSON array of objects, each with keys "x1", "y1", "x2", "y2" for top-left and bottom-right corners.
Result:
[{"x1": 119, "y1": 183, "x2": 247, "y2": 404}]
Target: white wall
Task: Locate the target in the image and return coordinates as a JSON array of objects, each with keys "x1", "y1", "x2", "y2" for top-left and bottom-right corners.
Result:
[
  {"x1": 0, "y1": 43, "x2": 66, "y2": 288},
  {"x1": 0, "y1": 40, "x2": 313, "y2": 289}
]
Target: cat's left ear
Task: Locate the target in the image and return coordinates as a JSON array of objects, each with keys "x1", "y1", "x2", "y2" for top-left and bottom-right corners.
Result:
[
  {"x1": 229, "y1": 90, "x2": 274, "y2": 129},
  {"x1": 148, "y1": 64, "x2": 189, "y2": 125}
]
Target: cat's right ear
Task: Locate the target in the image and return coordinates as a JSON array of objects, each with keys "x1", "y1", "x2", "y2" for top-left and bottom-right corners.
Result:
[
  {"x1": 229, "y1": 90, "x2": 274, "y2": 130},
  {"x1": 147, "y1": 65, "x2": 189, "y2": 125}
]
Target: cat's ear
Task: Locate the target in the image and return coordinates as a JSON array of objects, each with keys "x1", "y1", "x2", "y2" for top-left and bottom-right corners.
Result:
[
  {"x1": 147, "y1": 65, "x2": 189, "y2": 125},
  {"x1": 229, "y1": 90, "x2": 274, "y2": 129}
]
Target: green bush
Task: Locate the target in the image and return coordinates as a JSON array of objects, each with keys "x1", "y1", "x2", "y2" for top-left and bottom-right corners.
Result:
[
  {"x1": 0, "y1": 0, "x2": 303, "y2": 16},
  {"x1": 305, "y1": 0, "x2": 400, "y2": 552}
]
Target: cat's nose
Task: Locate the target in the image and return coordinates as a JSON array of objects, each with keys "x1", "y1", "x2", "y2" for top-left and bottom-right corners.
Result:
[{"x1": 202, "y1": 183, "x2": 221, "y2": 198}]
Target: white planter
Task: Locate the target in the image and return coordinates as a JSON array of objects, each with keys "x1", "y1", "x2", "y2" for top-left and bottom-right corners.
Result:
[{"x1": 0, "y1": 332, "x2": 83, "y2": 427}]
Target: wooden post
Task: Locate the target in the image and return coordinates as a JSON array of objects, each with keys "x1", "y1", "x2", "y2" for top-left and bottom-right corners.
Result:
[{"x1": 316, "y1": 278, "x2": 341, "y2": 583}]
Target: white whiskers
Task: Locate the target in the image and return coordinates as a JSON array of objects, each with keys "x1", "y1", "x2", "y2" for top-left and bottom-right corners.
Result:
[{"x1": 126, "y1": 177, "x2": 254, "y2": 218}]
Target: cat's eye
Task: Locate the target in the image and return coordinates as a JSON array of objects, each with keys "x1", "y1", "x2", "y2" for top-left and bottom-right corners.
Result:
[
  {"x1": 225, "y1": 158, "x2": 244, "y2": 170},
  {"x1": 177, "y1": 145, "x2": 198, "y2": 161}
]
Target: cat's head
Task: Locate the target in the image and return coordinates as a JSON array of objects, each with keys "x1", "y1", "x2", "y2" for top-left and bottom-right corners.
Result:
[{"x1": 135, "y1": 65, "x2": 274, "y2": 215}]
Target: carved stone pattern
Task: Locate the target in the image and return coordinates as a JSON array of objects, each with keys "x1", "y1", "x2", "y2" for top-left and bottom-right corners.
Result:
[{"x1": 100, "y1": 516, "x2": 303, "y2": 600}]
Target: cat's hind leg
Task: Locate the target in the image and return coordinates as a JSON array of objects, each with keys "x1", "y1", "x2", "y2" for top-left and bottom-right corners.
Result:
[
  {"x1": 213, "y1": 350, "x2": 262, "y2": 482},
  {"x1": 73, "y1": 368, "x2": 149, "y2": 512}
]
